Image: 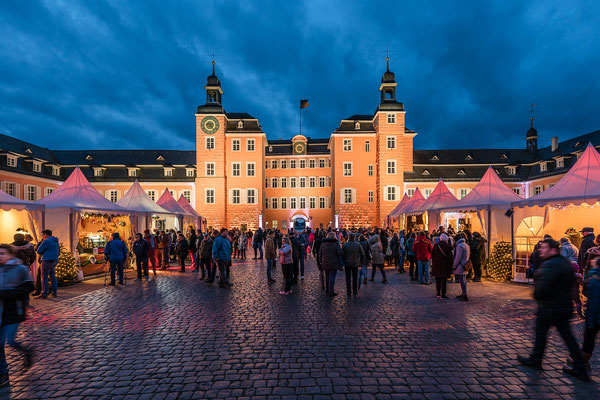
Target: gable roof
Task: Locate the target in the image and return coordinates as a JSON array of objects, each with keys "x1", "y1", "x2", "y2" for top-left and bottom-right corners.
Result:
[
  {"x1": 413, "y1": 179, "x2": 457, "y2": 214},
  {"x1": 399, "y1": 188, "x2": 426, "y2": 215},
  {"x1": 177, "y1": 195, "x2": 201, "y2": 217},
  {"x1": 387, "y1": 194, "x2": 410, "y2": 219},
  {"x1": 156, "y1": 189, "x2": 188, "y2": 215}
]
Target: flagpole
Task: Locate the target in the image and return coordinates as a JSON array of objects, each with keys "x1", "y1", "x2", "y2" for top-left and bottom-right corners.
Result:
[{"x1": 299, "y1": 100, "x2": 302, "y2": 136}]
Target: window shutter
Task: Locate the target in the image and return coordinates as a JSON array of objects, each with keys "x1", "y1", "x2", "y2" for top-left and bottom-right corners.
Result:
[
  {"x1": 340, "y1": 189, "x2": 344, "y2": 204},
  {"x1": 104, "y1": 190, "x2": 111, "y2": 200},
  {"x1": 15, "y1": 183, "x2": 20, "y2": 199},
  {"x1": 352, "y1": 189, "x2": 357, "y2": 204},
  {"x1": 228, "y1": 189, "x2": 232, "y2": 204}
]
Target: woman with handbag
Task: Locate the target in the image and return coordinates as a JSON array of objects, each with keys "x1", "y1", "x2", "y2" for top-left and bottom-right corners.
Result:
[
  {"x1": 453, "y1": 233, "x2": 471, "y2": 301},
  {"x1": 432, "y1": 233, "x2": 453, "y2": 299}
]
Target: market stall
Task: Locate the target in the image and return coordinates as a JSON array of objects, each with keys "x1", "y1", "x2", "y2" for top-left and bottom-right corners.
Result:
[
  {"x1": 36, "y1": 167, "x2": 134, "y2": 276},
  {"x1": 116, "y1": 180, "x2": 176, "y2": 233},
  {"x1": 0, "y1": 189, "x2": 44, "y2": 245},
  {"x1": 386, "y1": 194, "x2": 409, "y2": 229},
  {"x1": 398, "y1": 189, "x2": 425, "y2": 231},
  {"x1": 511, "y1": 143, "x2": 600, "y2": 282},
  {"x1": 155, "y1": 189, "x2": 187, "y2": 231},
  {"x1": 412, "y1": 179, "x2": 458, "y2": 232},
  {"x1": 177, "y1": 195, "x2": 202, "y2": 234}
]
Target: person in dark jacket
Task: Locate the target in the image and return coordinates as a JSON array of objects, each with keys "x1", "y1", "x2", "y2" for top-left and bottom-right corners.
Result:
[
  {"x1": 199, "y1": 234, "x2": 213, "y2": 280},
  {"x1": 517, "y1": 239, "x2": 590, "y2": 382},
  {"x1": 289, "y1": 232, "x2": 302, "y2": 285},
  {"x1": 313, "y1": 231, "x2": 325, "y2": 289},
  {"x1": 358, "y1": 234, "x2": 371, "y2": 289},
  {"x1": 104, "y1": 232, "x2": 128, "y2": 285},
  {"x1": 175, "y1": 233, "x2": 189, "y2": 272},
  {"x1": 188, "y1": 229, "x2": 198, "y2": 270},
  {"x1": 132, "y1": 233, "x2": 150, "y2": 280},
  {"x1": 212, "y1": 228, "x2": 232, "y2": 288},
  {"x1": 253, "y1": 228, "x2": 264, "y2": 260},
  {"x1": 431, "y1": 233, "x2": 453, "y2": 298},
  {"x1": 578, "y1": 227, "x2": 595, "y2": 270},
  {"x1": 36, "y1": 229, "x2": 59, "y2": 298},
  {"x1": 369, "y1": 235, "x2": 387, "y2": 283},
  {"x1": 342, "y1": 233, "x2": 365, "y2": 296},
  {"x1": 469, "y1": 232, "x2": 487, "y2": 282},
  {"x1": 144, "y1": 230, "x2": 158, "y2": 276},
  {"x1": 390, "y1": 233, "x2": 400, "y2": 270},
  {"x1": 573, "y1": 258, "x2": 600, "y2": 373},
  {"x1": 0, "y1": 244, "x2": 35, "y2": 386},
  {"x1": 319, "y1": 232, "x2": 343, "y2": 296},
  {"x1": 406, "y1": 233, "x2": 417, "y2": 281},
  {"x1": 10, "y1": 234, "x2": 35, "y2": 272}
]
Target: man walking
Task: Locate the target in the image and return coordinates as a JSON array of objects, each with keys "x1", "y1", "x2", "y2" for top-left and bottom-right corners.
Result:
[
  {"x1": 264, "y1": 230, "x2": 277, "y2": 283},
  {"x1": 199, "y1": 233, "x2": 213, "y2": 280},
  {"x1": 517, "y1": 238, "x2": 590, "y2": 382},
  {"x1": 104, "y1": 232, "x2": 128, "y2": 285},
  {"x1": 579, "y1": 227, "x2": 595, "y2": 270},
  {"x1": 36, "y1": 229, "x2": 59, "y2": 299},
  {"x1": 132, "y1": 233, "x2": 149, "y2": 280},
  {"x1": 212, "y1": 228, "x2": 233, "y2": 288},
  {"x1": 414, "y1": 232, "x2": 433, "y2": 284},
  {"x1": 342, "y1": 233, "x2": 365, "y2": 296},
  {"x1": 289, "y1": 232, "x2": 302, "y2": 284},
  {"x1": 253, "y1": 227, "x2": 264, "y2": 260}
]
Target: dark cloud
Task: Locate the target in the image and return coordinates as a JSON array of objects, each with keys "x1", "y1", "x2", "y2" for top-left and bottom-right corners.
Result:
[{"x1": 0, "y1": 0, "x2": 598, "y2": 151}]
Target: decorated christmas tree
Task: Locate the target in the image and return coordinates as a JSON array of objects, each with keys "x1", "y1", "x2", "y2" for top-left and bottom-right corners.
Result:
[
  {"x1": 56, "y1": 243, "x2": 78, "y2": 285},
  {"x1": 486, "y1": 241, "x2": 513, "y2": 281}
]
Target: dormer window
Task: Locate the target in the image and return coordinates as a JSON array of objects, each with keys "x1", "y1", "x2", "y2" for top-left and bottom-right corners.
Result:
[
  {"x1": 32, "y1": 161, "x2": 42, "y2": 173},
  {"x1": 556, "y1": 158, "x2": 565, "y2": 168},
  {"x1": 465, "y1": 154, "x2": 473, "y2": 161},
  {"x1": 6, "y1": 155, "x2": 17, "y2": 167},
  {"x1": 156, "y1": 155, "x2": 165, "y2": 161},
  {"x1": 268, "y1": 146, "x2": 273, "y2": 152},
  {"x1": 186, "y1": 168, "x2": 195, "y2": 177},
  {"x1": 127, "y1": 167, "x2": 140, "y2": 177},
  {"x1": 500, "y1": 154, "x2": 508, "y2": 160},
  {"x1": 237, "y1": 121, "x2": 243, "y2": 129},
  {"x1": 85, "y1": 155, "x2": 93, "y2": 161},
  {"x1": 51, "y1": 166, "x2": 60, "y2": 176},
  {"x1": 354, "y1": 121, "x2": 360, "y2": 130},
  {"x1": 458, "y1": 169, "x2": 466, "y2": 176},
  {"x1": 431, "y1": 155, "x2": 439, "y2": 161},
  {"x1": 422, "y1": 169, "x2": 430, "y2": 176},
  {"x1": 93, "y1": 167, "x2": 105, "y2": 177},
  {"x1": 540, "y1": 162, "x2": 547, "y2": 172},
  {"x1": 164, "y1": 167, "x2": 174, "y2": 177},
  {"x1": 506, "y1": 166, "x2": 516, "y2": 175}
]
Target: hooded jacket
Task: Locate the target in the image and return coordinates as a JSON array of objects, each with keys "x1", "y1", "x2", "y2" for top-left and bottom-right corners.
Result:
[
  {"x1": 105, "y1": 234, "x2": 128, "y2": 262},
  {"x1": 0, "y1": 258, "x2": 34, "y2": 326},
  {"x1": 212, "y1": 235, "x2": 232, "y2": 262},
  {"x1": 37, "y1": 236, "x2": 60, "y2": 261},
  {"x1": 369, "y1": 236, "x2": 385, "y2": 265},
  {"x1": 319, "y1": 237, "x2": 343, "y2": 270},
  {"x1": 11, "y1": 240, "x2": 36, "y2": 267}
]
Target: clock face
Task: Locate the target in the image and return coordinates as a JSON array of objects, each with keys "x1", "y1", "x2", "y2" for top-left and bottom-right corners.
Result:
[
  {"x1": 293, "y1": 142, "x2": 306, "y2": 155},
  {"x1": 201, "y1": 116, "x2": 219, "y2": 134}
]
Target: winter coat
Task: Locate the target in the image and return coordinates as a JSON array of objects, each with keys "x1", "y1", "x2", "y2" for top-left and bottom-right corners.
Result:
[
  {"x1": 144, "y1": 234, "x2": 156, "y2": 254},
  {"x1": 239, "y1": 235, "x2": 248, "y2": 250},
  {"x1": 369, "y1": 236, "x2": 385, "y2": 265},
  {"x1": 176, "y1": 239, "x2": 189, "y2": 258},
  {"x1": 265, "y1": 237, "x2": 277, "y2": 259},
  {"x1": 406, "y1": 237, "x2": 416, "y2": 257},
  {"x1": 579, "y1": 234, "x2": 596, "y2": 269},
  {"x1": 188, "y1": 234, "x2": 198, "y2": 253},
  {"x1": 132, "y1": 239, "x2": 149, "y2": 259},
  {"x1": 359, "y1": 239, "x2": 372, "y2": 263},
  {"x1": 279, "y1": 243, "x2": 293, "y2": 265},
  {"x1": 36, "y1": 236, "x2": 59, "y2": 261},
  {"x1": 413, "y1": 236, "x2": 433, "y2": 261},
  {"x1": 559, "y1": 242, "x2": 579, "y2": 263},
  {"x1": 390, "y1": 236, "x2": 400, "y2": 257},
  {"x1": 469, "y1": 236, "x2": 487, "y2": 265},
  {"x1": 105, "y1": 238, "x2": 128, "y2": 262},
  {"x1": 0, "y1": 259, "x2": 34, "y2": 326},
  {"x1": 319, "y1": 238, "x2": 343, "y2": 271},
  {"x1": 584, "y1": 268, "x2": 600, "y2": 329},
  {"x1": 534, "y1": 254, "x2": 576, "y2": 318},
  {"x1": 158, "y1": 234, "x2": 170, "y2": 249},
  {"x1": 431, "y1": 240, "x2": 453, "y2": 278},
  {"x1": 290, "y1": 236, "x2": 302, "y2": 260},
  {"x1": 453, "y1": 239, "x2": 471, "y2": 276},
  {"x1": 11, "y1": 240, "x2": 36, "y2": 267},
  {"x1": 342, "y1": 241, "x2": 365, "y2": 269},
  {"x1": 212, "y1": 235, "x2": 232, "y2": 262},
  {"x1": 380, "y1": 234, "x2": 389, "y2": 255},
  {"x1": 199, "y1": 238, "x2": 213, "y2": 259},
  {"x1": 253, "y1": 229, "x2": 263, "y2": 248}
]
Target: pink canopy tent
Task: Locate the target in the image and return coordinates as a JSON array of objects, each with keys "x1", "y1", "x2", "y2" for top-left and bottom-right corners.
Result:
[
  {"x1": 386, "y1": 194, "x2": 409, "y2": 227},
  {"x1": 156, "y1": 189, "x2": 188, "y2": 230},
  {"x1": 35, "y1": 167, "x2": 133, "y2": 252},
  {"x1": 411, "y1": 180, "x2": 458, "y2": 231},
  {"x1": 511, "y1": 143, "x2": 600, "y2": 281},
  {"x1": 397, "y1": 189, "x2": 426, "y2": 230},
  {"x1": 177, "y1": 195, "x2": 204, "y2": 232},
  {"x1": 0, "y1": 189, "x2": 45, "y2": 244},
  {"x1": 117, "y1": 180, "x2": 174, "y2": 233}
]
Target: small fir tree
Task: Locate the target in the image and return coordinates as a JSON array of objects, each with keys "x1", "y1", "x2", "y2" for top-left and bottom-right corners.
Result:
[
  {"x1": 487, "y1": 241, "x2": 513, "y2": 281},
  {"x1": 56, "y1": 243, "x2": 78, "y2": 284}
]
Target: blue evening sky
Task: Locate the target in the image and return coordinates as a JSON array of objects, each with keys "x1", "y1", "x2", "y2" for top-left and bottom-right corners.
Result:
[{"x1": 1, "y1": 0, "x2": 598, "y2": 150}]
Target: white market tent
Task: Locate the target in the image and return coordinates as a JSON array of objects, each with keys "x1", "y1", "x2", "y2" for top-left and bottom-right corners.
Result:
[
  {"x1": 36, "y1": 167, "x2": 133, "y2": 251},
  {"x1": 156, "y1": 189, "x2": 188, "y2": 231},
  {"x1": 386, "y1": 194, "x2": 409, "y2": 228},
  {"x1": 411, "y1": 179, "x2": 458, "y2": 232},
  {"x1": 398, "y1": 188, "x2": 426, "y2": 230},
  {"x1": 0, "y1": 189, "x2": 45, "y2": 244},
  {"x1": 511, "y1": 143, "x2": 600, "y2": 281},
  {"x1": 177, "y1": 195, "x2": 204, "y2": 232},
  {"x1": 433, "y1": 166, "x2": 521, "y2": 254},
  {"x1": 116, "y1": 180, "x2": 176, "y2": 233}
]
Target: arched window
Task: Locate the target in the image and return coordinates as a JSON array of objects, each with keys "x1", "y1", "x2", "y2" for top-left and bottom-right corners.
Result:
[
  {"x1": 209, "y1": 92, "x2": 216, "y2": 102},
  {"x1": 237, "y1": 121, "x2": 243, "y2": 129},
  {"x1": 355, "y1": 121, "x2": 360, "y2": 130}
]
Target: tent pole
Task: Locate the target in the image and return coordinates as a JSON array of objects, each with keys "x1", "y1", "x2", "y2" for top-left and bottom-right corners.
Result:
[
  {"x1": 487, "y1": 205, "x2": 492, "y2": 257},
  {"x1": 510, "y1": 209, "x2": 515, "y2": 281},
  {"x1": 69, "y1": 211, "x2": 74, "y2": 253}
]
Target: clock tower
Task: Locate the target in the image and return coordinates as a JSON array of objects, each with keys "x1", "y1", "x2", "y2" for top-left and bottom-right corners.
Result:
[{"x1": 195, "y1": 61, "x2": 227, "y2": 230}]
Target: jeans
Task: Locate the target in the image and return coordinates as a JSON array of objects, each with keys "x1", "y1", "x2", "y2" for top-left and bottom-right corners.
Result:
[
  {"x1": 299, "y1": 255, "x2": 305, "y2": 277},
  {"x1": 399, "y1": 251, "x2": 406, "y2": 271},
  {"x1": 110, "y1": 260, "x2": 124, "y2": 284},
  {"x1": 41, "y1": 260, "x2": 58, "y2": 296},
  {"x1": 254, "y1": 245, "x2": 263, "y2": 259},
  {"x1": 530, "y1": 313, "x2": 586, "y2": 371},
  {"x1": 472, "y1": 263, "x2": 482, "y2": 280},
  {"x1": 435, "y1": 277, "x2": 447, "y2": 295},
  {"x1": 418, "y1": 260, "x2": 431, "y2": 283},
  {"x1": 292, "y1": 258, "x2": 299, "y2": 283},
  {"x1": 199, "y1": 258, "x2": 211, "y2": 278},
  {"x1": 282, "y1": 263, "x2": 293, "y2": 292},
  {"x1": 161, "y1": 248, "x2": 169, "y2": 267},
  {"x1": 345, "y1": 267, "x2": 358, "y2": 295},
  {"x1": 266, "y1": 258, "x2": 274, "y2": 280},
  {"x1": 178, "y1": 256, "x2": 186, "y2": 272},
  {"x1": 325, "y1": 269, "x2": 337, "y2": 293},
  {"x1": 136, "y1": 257, "x2": 148, "y2": 278},
  {"x1": 582, "y1": 326, "x2": 600, "y2": 354},
  {"x1": 0, "y1": 323, "x2": 22, "y2": 374},
  {"x1": 408, "y1": 256, "x2": 417, "y2": 280},
  {"x1": 358, "y1": 263, "x2": 368, "y2": 290},
  {"x1": 371, "y1": 264, "x2": 386, "y2": 281},
  {"x1": 456, "y1": 274, "x2": 467, "y2": 295},
  {"x1": 215, "y1": 260, "x2": 230, "y2": 286}
]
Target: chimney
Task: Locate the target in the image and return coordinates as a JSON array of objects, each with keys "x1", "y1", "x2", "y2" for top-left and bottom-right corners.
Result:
[{"x1": 551, "y1": 137, "x2": 559, "y2": 152}]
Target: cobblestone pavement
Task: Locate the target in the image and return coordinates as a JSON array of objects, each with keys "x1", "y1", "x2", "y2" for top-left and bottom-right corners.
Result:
[{"x1": 3, "y1": 258, "x2": 600, "y2": 399}]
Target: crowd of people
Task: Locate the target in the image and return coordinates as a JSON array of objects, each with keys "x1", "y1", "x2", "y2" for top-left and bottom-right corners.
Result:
[{"x1": 1, "y1": 223, "x2": 599, "y2": 386}]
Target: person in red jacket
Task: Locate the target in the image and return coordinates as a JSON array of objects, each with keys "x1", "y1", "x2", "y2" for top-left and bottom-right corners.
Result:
[{"x1": 413, "y1": 232, "x2": 433, "y2": 284}]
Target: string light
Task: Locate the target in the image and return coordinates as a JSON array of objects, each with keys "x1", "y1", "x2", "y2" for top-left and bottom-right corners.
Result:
[
  {"x1": 56, "y1": 243, "x2": 78, "y2": 284},
  {"x1": 487, "y1": 241, "x2": 513, "y2": 281}
]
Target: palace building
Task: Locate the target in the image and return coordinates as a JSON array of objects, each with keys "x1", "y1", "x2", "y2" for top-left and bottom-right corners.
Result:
[{"x1": 1, "y1": 60, "x2": 599, "y2": 232}]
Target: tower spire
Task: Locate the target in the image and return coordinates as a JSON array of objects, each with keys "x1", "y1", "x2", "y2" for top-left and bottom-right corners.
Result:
[
  {"x1": 386, "y1": 56, "x2": 389, "y2": 72},
  {"x1": 212, "y1": 59, "x2": 215, "y2": 75}
]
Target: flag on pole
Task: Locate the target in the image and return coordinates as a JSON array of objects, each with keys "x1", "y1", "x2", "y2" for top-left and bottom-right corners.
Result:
[{"x1": 300, "y1": 99, "x2": 309, "y2": 109}]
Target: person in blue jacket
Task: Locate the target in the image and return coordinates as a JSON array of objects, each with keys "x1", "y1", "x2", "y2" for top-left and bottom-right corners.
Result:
[
  {"x1": 212, "y1": 228, "x2": 232, "y2": 289},
  {"x1": 36, "y1": 229, "x2": 60, "y2": 299},
  {"x1": 104, "y1": 232, "x2": 128, "y2": 285}
]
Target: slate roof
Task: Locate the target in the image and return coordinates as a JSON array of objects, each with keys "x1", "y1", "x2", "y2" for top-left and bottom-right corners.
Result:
[
  {"x1": 265, "y1": 138, "x2": 330, "y2": 156},
  {"x1": 0, "y1": 133, "x2": 59, "y2": 162},
  {"x1": 53, "y1": 150, "x2": 196, "y2": 166}
]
